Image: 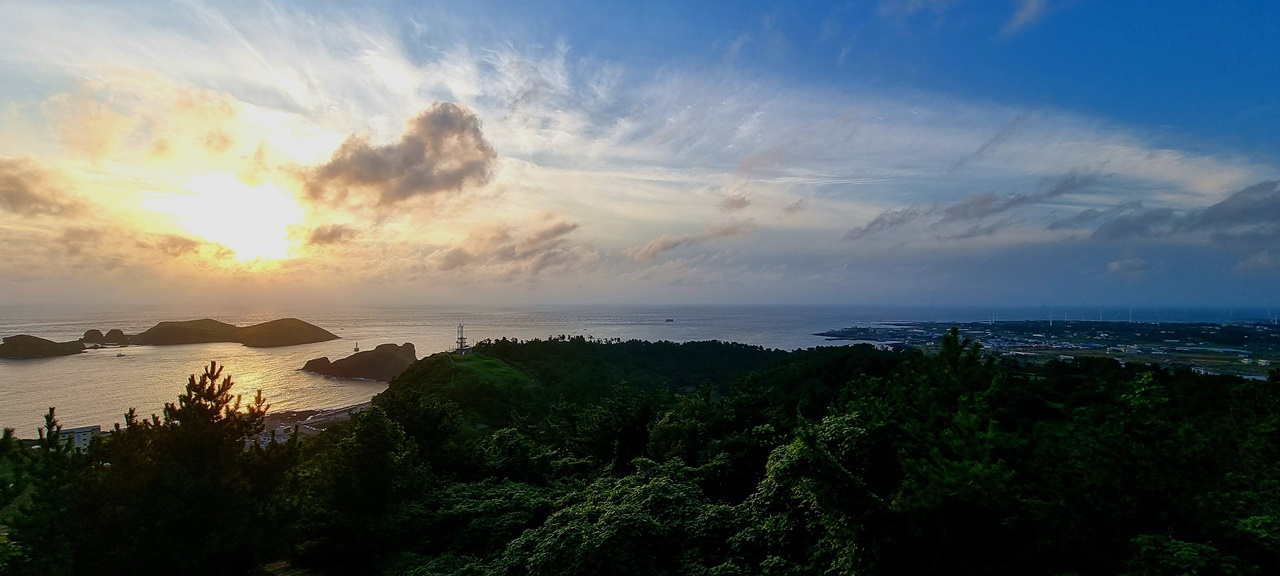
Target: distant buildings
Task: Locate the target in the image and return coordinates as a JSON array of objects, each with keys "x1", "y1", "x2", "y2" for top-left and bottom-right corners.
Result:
[{"x1": 58, "y1": 424, "x2": 101, "y2": 453}]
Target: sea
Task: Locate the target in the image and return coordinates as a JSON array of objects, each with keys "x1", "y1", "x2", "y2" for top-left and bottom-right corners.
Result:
[{"x1": 1, "y1": 303, "x2": 1274, "y2": 435}]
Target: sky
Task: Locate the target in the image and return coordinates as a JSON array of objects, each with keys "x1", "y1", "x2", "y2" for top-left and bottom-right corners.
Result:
[{"x1": 1, "y1": 0, "x2": 1278, "y2": 309}]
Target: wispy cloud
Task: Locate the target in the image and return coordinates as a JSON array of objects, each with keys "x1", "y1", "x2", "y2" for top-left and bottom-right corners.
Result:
[
  {"x1": 1003, "y1": 0, "x2": 1051, "y2": 36},
  {"x1": 1108, "y1": 256, "x2": 1147, "y2": 276},
  {"x1": 626, "y1": 219, "x2": 759, "y2": 261},
  {"x1": 0, "y1": 1, "x2": 1275, "y2": 305}
]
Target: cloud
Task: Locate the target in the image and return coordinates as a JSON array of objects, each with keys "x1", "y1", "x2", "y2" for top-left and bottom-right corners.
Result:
[
  {"x1": 1080, "y1": 181, "x2": 1280, "y2": 275},
  {"x1": 782, "y1": 198, "x2": 808, "y2": 214},
  {"x1": 305, "y1": 102, "x2": 497, "y2": 207},
  {"x1": 844, "y1": 205, "x2": 935, "y2": 240},
  {"x1": 1185, "y1": 180, "x2": 1280, "y2": 232},
  {"x1": 1003, "y1": 0, "x2": 1050, "y2": 36},
  {"x1": 950, "y1": 113, "x2": 1025, "y2": 172},
  {"x1": 940, "y1": 218, "x2": 1014, "y2": 240},
  {"x1": 718, "y1": 192, "x2": 751, "y2": 213},
  {"x1": 1089, "y1": 181, "x2": 1280, "y2": 243},
  {"x1": 627, "y1": 219, "x2": 759, "y2": 260},
  {"x1": 1090, "y1": 208, "x2": 1177, "y2": 241},
  {"x1": 845, "y1": 171, "x2": 1098, "y2": 240},
  {"x1": 1234, "y1": 252, "x2": 1278, "y2": 272},
  {"x1": 1108, "y1": 257, "x2": 1147, "y2": 275},
  {"x1": 878, "y1": 0, "x2": 961, "y2": 19},
  {"x1": 939, "y1": 171, "x2": 1098, "y2": 224},
  {"x1": 1047, "y1": 200, "x2": 1142, "y2": 230},
  {"x1": 146, "y1": 234, "x2": 204, "y2": 257},
  {"x1": 46, "y1": 91, "x2": 135, "y2": 158},
  {"x1": 308, "y1": 224, "x2": 358, "y2": 245},
  {"x1": 0, "y1": 156, "x2": 78, "y2": 216},
  {"x1": 430, "y1": 217, "x2": 593, "y2": 277}
]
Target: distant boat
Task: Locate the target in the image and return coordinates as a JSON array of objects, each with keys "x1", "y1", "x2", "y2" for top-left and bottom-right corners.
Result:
[
  {"x1": 354, "y1": 342, "x2": 360, "y2": 352},
  {"x1": 116, "y1": 353, "x2": 126, "y2": 357},
  {"x1": 665, "y1": 318, "x2": 674, "y2": 323}
]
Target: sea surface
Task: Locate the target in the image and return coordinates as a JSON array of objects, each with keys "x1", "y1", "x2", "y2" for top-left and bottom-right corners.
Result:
[{"x1": 0, "y1": 303, "x2": 1273, "y2": 435}]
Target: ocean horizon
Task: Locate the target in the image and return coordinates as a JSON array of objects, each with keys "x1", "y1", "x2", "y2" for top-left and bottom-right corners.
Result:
[{"x1": 2, "y1": 303, "x2": 1276, "y2": 435}]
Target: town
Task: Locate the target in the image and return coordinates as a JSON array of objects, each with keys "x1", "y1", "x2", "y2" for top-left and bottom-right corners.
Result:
[{"x1": 818, "y1": 319, "x2": 1280, "y2": 379}]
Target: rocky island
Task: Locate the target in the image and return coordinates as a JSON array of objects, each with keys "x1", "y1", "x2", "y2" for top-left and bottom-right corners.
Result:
[
  {"x1": 3, "y1": 318, "x2": 339, "y2": 359},
  {"x1": 303, "y1": 342, "x2": 417, "y2": 381},
  {"x1": 0, "y1": 334, "x2": 85, "y2": 359},
  {"x1": 131, "y1": 317, "x2": 339, "y2": 347}
]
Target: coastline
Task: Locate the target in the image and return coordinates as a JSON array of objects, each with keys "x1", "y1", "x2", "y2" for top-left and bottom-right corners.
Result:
[{"x1": 258, "y1": 401, "x2": 370, "y2": 442}]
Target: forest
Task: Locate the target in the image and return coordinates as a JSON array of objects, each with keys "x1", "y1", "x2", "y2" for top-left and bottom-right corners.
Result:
[{"x1": 2, "y1": 330, "x2": 1279, "y2": 575}]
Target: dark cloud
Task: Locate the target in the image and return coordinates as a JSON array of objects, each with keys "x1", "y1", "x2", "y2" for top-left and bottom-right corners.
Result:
[
  {"x1": 718, "y1": 193, "x2": 751, "y2": 213},
  {"x1": 518, "y1": 221, "x2": 579, "y2": 255},
  {"x1": 1185, "y1": 180, "x2": 1280, "y2": 231},
  {"x1": 939, "y1": 218, "x2": 1014, "y2": 240},
  {"x1": 0, "y1": 157, "x2": 79, "y2": 216},
  {"x1": 782, "y1": 198, "x2": 808, "y2": 215},
  {"x1": 843, "y1": 206, "x2": 934, "y2": 240},
  {"x1": 1088, "y1": 181, "x2": 1280, "y2": 242},
  {"x1": 433, "y1": 218, "x2": 591, "y2": 277},
  {"x1": 950, "y1": 113, "x2": 1025, "y2": 172},
  {"x1": 1084, "y1": 181, "x2": 1280, "y2": 272},
  {"x1": 628, "y1": 219, "x2": 759, "y2": 260},
  {"x1": 845, "y1": 171, "x2": 1097, "y2": 241},
  {"x1": 149, "y1": 234, "x2": 204, "y2": 257},
  {"x1": 132, "y1": 233, "x2": 228, "y2": 259},
  {"x1": 59, "y1": 226, "x2": 103, "y2": 257},
  {"x1": 1047, "y1": 200, "x2": 1142, "y2": 230},
  {"x1": 1090, "y1": 208, "x2": 1177, "y2": 241},
  {"x1": 306, "y1": 102, "x2": 497, "y2": 207},
  {"x1": 308, "y1": 224, "x2": 357, "y2": 245},
  {"x1": 939, "y1": 170, "x2": 1098, "y2": 224}
]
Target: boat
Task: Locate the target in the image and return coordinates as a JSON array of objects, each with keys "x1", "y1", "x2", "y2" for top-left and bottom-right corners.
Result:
[
  {"x1": 665, "y1": 318, "x2": 674, "y2": 323},
  {"x1": 354, "y1": 342, "x2": 359, "y2": 352},
  {"x1": 116, "y1": 353, "x2": 126, "y2": 357}
]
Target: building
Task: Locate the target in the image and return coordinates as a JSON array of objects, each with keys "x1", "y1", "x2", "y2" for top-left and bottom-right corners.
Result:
[{"x1": 59, "y1": 424, "x2": 102, "y2": 453}]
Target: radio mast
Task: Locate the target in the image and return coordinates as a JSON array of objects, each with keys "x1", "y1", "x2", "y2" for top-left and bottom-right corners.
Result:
[{"x1": 456, "y1": 324, "x2": 470, "y2": 355}]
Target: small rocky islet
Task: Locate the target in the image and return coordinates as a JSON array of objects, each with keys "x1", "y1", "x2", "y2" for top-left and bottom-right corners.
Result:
[{"x1": 302, "y1": 342, "x2": 417, "y2": 382}]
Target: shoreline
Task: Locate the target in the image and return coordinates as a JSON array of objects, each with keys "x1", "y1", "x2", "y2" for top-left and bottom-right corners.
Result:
[{"x1": 258, "y1": 401, "x2": 370, "y2": 442}]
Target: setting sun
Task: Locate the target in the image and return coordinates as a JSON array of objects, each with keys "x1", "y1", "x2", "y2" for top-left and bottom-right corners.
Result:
[{"x1": 148, "y1": 173, "x2": 306, "y2": 261}]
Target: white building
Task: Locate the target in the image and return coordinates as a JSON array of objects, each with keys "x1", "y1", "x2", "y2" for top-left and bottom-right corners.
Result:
[{"x1": 59, "y1": 424, "x2": 101, "y2": 453}]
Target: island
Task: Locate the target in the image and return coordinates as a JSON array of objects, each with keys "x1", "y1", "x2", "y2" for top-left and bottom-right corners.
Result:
[
  {"x1": 302, "y1": 342, "x2": 417, "y2": 381},
  {"x1": 0, "y1": 334, "x2": 85, "y2": 359},
  {"x1": 130, "y1": 317, "x2": 339, "y2": 348},
  {"x1": 3, "y1": 318, "x2": 340, "y2": 359}
]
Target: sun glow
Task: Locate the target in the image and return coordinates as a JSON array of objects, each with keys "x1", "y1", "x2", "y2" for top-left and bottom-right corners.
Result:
[{"x1": 149, "y1": 174, "x2": 306, "y2": 261}]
